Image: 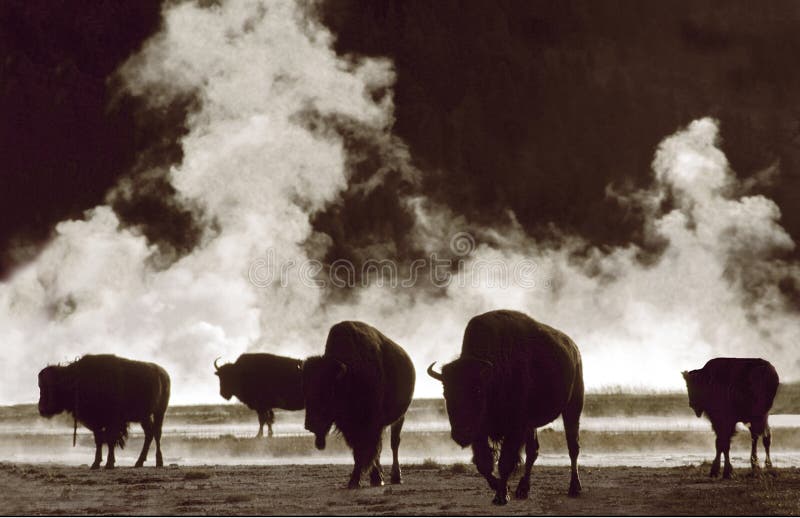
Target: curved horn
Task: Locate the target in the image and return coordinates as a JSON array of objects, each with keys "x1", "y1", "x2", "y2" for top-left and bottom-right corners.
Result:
[
  {"x1": 477, "y1": 359, "x2": 493, "y2": 369},
  {"x1": 427, "y1": 362, "x2": 443, "y2": 381},
  {"x1": 213, "y1": 357, "x2": 222, "y2": 371}
]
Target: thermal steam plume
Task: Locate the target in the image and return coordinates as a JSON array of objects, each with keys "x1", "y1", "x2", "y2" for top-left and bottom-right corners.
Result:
[
  {"x1": 0, "y1": 1, "x2": 798, "y2": 406},
  {"x1": 0, "y1": 0, "x2": 401, "y2": 404}
]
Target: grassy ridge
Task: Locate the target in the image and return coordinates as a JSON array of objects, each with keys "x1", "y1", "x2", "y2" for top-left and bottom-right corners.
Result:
[{"x1": 3, "y1": 382, "x2": 798, "y2": 427}]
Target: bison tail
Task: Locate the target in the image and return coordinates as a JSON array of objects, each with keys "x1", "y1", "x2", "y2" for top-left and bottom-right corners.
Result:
[{"x1": 116, "y1": 424, "x2": 130, "y2": 449}]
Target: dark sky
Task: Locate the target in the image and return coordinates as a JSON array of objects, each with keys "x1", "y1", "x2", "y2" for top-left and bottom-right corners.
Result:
[{"x1": 3, "y1": 0, "x2": 800, "y2": 279}]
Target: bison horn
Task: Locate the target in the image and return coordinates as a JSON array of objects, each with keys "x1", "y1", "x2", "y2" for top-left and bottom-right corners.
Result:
[
  {"x1": 213, "y1": 357, "x2": 222, "y2": 371},
  {"x1": 427, "y1": 362, "x2": 443, "y2": 381}
]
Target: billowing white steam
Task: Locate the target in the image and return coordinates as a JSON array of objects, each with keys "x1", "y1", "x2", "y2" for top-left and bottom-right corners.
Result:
[
  {"x1": 0, "y1": 0, "x2": 396, "y2": 404},
  {"x1": 405, "y1": 118, "x2": 799, "y2": 397},
  {"x1": 1, "y1": 1, "x2": 798, "y2": 405}
]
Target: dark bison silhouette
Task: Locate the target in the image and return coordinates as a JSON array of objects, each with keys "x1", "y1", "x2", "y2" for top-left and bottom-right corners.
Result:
[
  {"x1": 682, "y1": 357, "x2": 779, "y2": 478},
  {"x1": 38, "y1": 354, "x2": 170, "y2": 469},
  {"x1": 428, "y1": 309, "x2": 584, "y2": 505},
  {"x1": 213, "y1": 353, "x2": 304, "y2": 438},
  {"x1": 303, "y1": 321, "x2": 415, "y2": 488}
]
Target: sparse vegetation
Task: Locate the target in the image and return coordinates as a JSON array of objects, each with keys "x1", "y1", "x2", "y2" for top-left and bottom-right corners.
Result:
[
  {"x1": 420, "y1": 457, "x2": 440, "y2": 469},
  {"x1": 450, "y1": 462, "x2": 469, "y2": 474},
  {"x1": 183, "y1": 470, "x2": 211, "y2": 481}
]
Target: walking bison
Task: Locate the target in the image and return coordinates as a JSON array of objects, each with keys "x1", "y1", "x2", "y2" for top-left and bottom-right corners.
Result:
[
  {"x1": 682, "y1": 357, "x2": 779, "y2": 478},
  {"x1": 427, "y1": 309, "x2": 584, "y2": 505},
  {"x1": 37, "y1": 354, "x2": 170, "y2": 469},
  {"x1": 214, "y1": 353, "x2": 304, "y2": 438},
  {"x1": 302, "y1": 321, "x2": 415, "y2": 488}
]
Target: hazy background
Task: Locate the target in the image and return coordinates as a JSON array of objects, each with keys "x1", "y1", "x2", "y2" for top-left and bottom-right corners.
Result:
[{"x1": 2, "y1": 0, "x2": 799, "y2": 404}]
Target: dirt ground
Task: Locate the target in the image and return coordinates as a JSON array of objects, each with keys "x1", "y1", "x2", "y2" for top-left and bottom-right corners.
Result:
[{"x1": 1, "y1": 462, "x2": 798, "y2": 516}]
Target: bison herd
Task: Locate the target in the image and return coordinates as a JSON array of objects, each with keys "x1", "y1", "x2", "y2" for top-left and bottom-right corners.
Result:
[{"x1": 37, "y1": 309, "x2": 780, "y2": 505}]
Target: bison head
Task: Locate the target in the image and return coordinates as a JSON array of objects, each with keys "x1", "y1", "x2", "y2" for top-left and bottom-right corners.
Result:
[
  {"x1": 38, "y1": 365, "x2": 73, "y2": 417},
  {"x1": 682, "y1": 370, "x2": 704, "y2": 417},
  {"x1": 214, "y1": 358, "x2": 241, "y2": 400},
  {"x1": 302, "y1": 356, "x2": 347, "y2": 450},
  {"x1": 428, "y1": 358, "x2": 492, "y2": 447}
]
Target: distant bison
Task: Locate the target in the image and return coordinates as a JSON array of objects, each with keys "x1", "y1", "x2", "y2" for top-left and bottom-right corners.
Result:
[
  {"x1": 428, "y1": 310, "x2": 584, "y2": 505},
  {"x1": 303, "y1": 321, "x2": 415, "y2": 488},
  {"x1": 682, "y1": 357, "x2": 779, "y2": 478},
  {"x1": 38, "y1": 354, "x2": 170, "y2": 469},
  {"x1": 213, "y1": 353, "x2": 304, "y2": 438}
]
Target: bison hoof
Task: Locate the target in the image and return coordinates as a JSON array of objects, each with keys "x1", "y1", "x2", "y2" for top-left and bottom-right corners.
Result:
[
  {"x1": 347, "y1": 479, "x2": 360, "y2": 490},
  {"x1": 370, "y1": 471, "x2": 385, "y2": 487},
  {"x1": 515, "y1": 483, "x2": 530, "y2": 500},
  {"x1": 134, "y1": 462, "x2": 144, "y2": 468},
  {"x1": 722, "y1": 468, "x2": 733, "y2": 480},
  {"x1": 390, "y1": 472, "x2": 402, "y2": 485},
  {"x1": 90, "y1": 463, "x2": 100, "y2": 470},
  {"x1": 709, "y1": 467, "x2": 720, "y2": 478},
  {"x1": 104, "y1": 464, "x2": 115, "y2": 470},
  {"x1": 492, "y1": 489, "x2": 510, "y2": 506}
]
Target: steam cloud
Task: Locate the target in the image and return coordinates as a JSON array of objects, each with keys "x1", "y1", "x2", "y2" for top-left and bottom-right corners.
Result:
[{"x1": 1, "y1": 0, "x2": 798, "y2": 404}]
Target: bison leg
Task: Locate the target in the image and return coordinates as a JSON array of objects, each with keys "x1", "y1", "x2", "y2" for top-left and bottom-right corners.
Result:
[
  {"x1": 390, "y1": 417, "x2": 404, "y2": 484},
  {"x1": 564, "y1": 411, "x2": 582, "y2": 496},
  {"x1": 710, "y1": 434, "x2": 726, "y2": 477},
  {"x1": 711, "y1": 422, "x2": 734, "y2": 479},
  {"x1": 153, "y1": 410, "x2": 165, "y2": 467},
  {"x1": 748, "y1": 417, "x2": 768, "y2": 474},
  {"x1": 369, "y1": 436, "x2": 385, "y2": 487},
  {"x1": 91, "y1": 431, "x2": 103, "y2": 470},
  {"x1": 715, "y1": 422, "x2": 735, "y2": 479},
  {"x1": 719, "y1": 431, "x2": 734, "y2": 479},
  {"x1": 749, "y1": 430, "x2": 761, "y2": 473},
  {"x1": 722, "y1": 446, "x2": 733, "y2": 479},
  {"x1": 471, "y1": 438, "x2": 499, "y2": 491},
  {"x1": 763, "y1": 423, "x2": 773, "y2": 470},
  {"x1": 105, "y1": 440, "x2": 116, "y2": 469},
  {"x1": 266, "y1": 409, "x2": 275, "y2": 438},
  {"x1": 135, "y1": 417, "x2": 154, "y2": 468},
  {"x1": 256, "y1": 411, "x2": 266, "y2": 439},
  {"x1": 348, "y1": 430, "x2": 381, "y2": 489},
  {"x1": 515, "y1": 429, "x2": 539, "y2": 500},
  {"x1": 493, "y1": 435, "x2": 523, "y2": 505}
]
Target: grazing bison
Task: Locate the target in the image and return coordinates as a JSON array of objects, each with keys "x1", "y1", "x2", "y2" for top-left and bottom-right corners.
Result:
[
  {"x1": 428, "y1": 309, "x2": 584, "y2": 505},
  {"x1": 303, "y1": 321, "x2": 415, "y2": 488},
  {"x1": 682, "y1": 357, "x2": 779, "y2": 478},
  {"x1": 213, "y1": 353, "x2": 304, "y2": 438},
  {"x1": 37, "y1": 354, "x2": 170, "y2": 469}
]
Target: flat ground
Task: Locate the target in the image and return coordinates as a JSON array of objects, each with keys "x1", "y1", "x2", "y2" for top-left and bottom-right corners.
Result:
[{"x1": 1, "y1": 462, "x2": 799, "y2": 515}]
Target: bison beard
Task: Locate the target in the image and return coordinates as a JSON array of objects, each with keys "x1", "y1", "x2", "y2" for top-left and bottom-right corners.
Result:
[
  {"x1": 682, "y1": 357, "x2": 780, "y2": 479},
  {"x1": 302, "y1": 321, "x2": 415, "y2": 489},
  {"x1": 37, "y1": 354, "x2": 170, "y2": 469},
  {"x1": 428, "y1": 310, "x2": 584, "y2": 505},
  {"x1": 213, "y1": 353, "x2": 304, "y2": 438}
]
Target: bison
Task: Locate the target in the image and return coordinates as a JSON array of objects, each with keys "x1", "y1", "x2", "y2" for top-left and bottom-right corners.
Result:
[
  {"x1": 302, "y1": 321, "x2": 415, "y2": 488},
  {"x1": 37, "y1": 354, "x2": 170, "y2": 469},
  {"x1": 427, "y1": 309, "x2": 584, "y2": 505},
  {"x1": 213, "y1": 353, "x2": 304, "y2": 438},
  {"x1": 682, "y1": 357, "x2": 779, "y2": 478}
]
